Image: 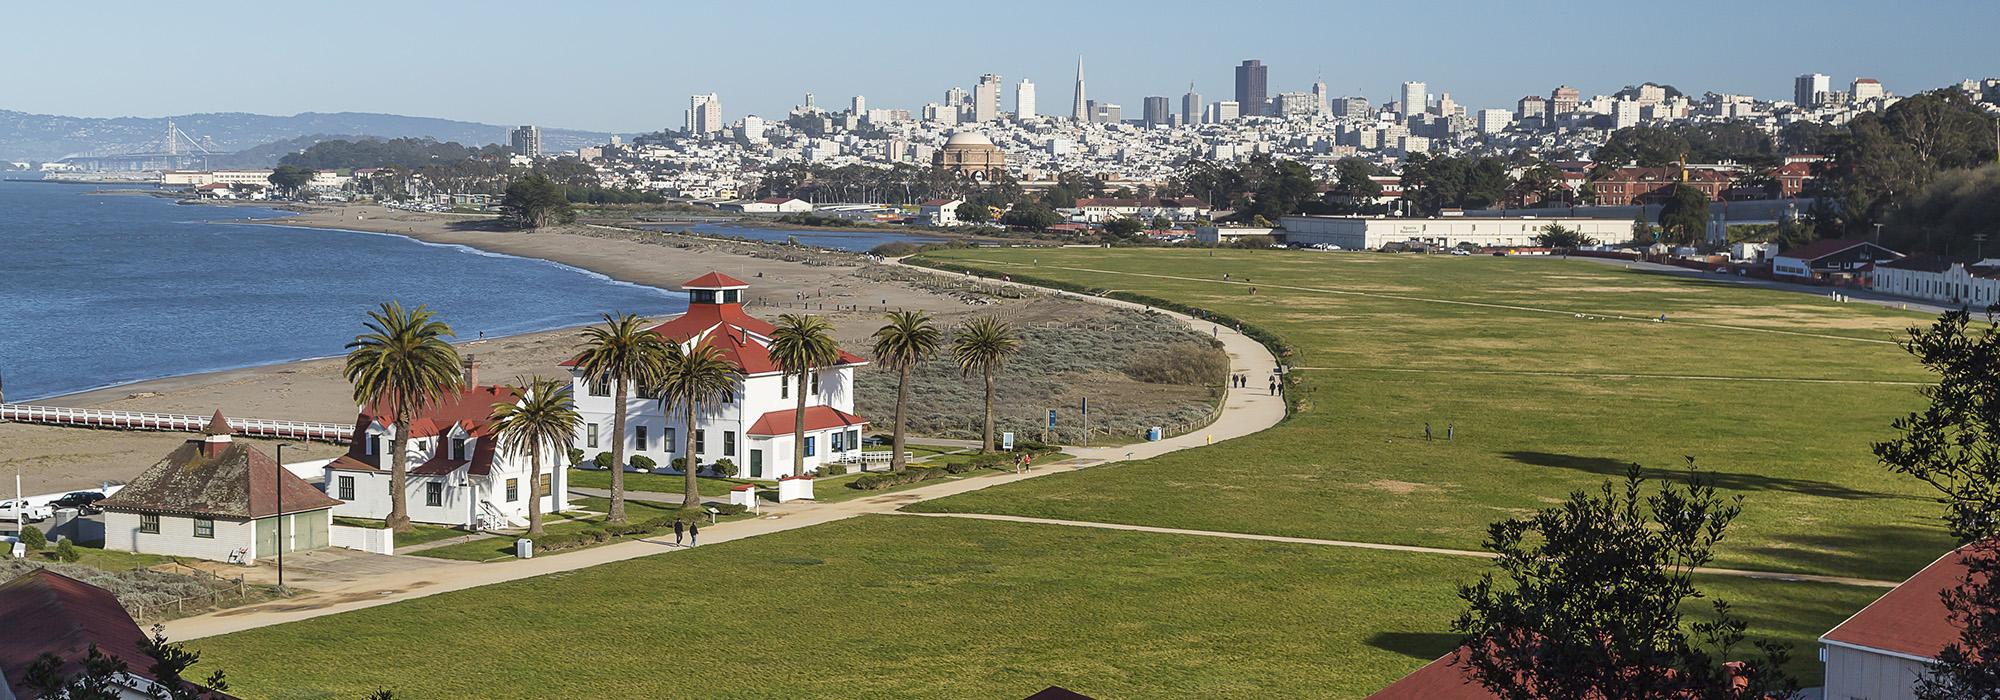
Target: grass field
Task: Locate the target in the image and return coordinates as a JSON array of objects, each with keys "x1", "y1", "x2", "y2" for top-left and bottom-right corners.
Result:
[
  {"x1": 408, "y1": 497, "x2": 695, "y2": 562},
  {"x1": 191, "y1": 516, "x2": 1877, "y2": 699},
  {"x1": 909, "y1": 249, "x2": 1951, "y2": 582}
]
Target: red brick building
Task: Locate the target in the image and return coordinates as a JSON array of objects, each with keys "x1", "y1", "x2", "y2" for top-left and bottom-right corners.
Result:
[{"x1": 1591, "y1": 167, "x2": 1735, "y2": 205}]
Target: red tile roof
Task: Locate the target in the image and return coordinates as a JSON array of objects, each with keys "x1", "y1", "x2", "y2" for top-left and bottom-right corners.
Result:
[
  {"x1": 683, "y1": 271, "x2": 749, "y2": 288},
  {"x1": 1367, "y1": 649, "x2": 1498, "y2": 699},
  {"x1": 360, "y1": 385, "x2": 520, "y2": 439},
  {"x1": 1778, "y1": 238, "x2": 1899, "y2": 262},
  {"x1": 1821, "y1": 545, "x2": 1980, "y2": 660},
  {"x1": 0, "y1": 570, "x2": 236, "y2": 698},
  {"x1": 746, "y1": 406, "x2": 868, "y2": 436},
  {"x1": 561, "y1": 296, "x2": 866, "y2": 375}
]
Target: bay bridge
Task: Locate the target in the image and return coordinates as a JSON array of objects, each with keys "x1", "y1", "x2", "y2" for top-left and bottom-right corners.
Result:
[{"x1": 59, "y1": 121, "x2": 221, "y2": 172}]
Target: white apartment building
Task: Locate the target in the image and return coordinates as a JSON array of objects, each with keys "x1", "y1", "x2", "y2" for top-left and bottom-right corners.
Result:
[
  {"x1": 1280, "y1": 215, "x2": 1632, "y2": 250},
  {"x1": 1015, "y1": 79, "x2": 1036, "y2": 119},
  {"x1": 1399, "y1": 81, "x2": 1428, "y2": 116},
  {"x1": 565, "y1": 273, "x2": 869, "y2": 480}
]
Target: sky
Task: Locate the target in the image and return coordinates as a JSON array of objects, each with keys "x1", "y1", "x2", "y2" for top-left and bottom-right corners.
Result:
[{"x1": 3, "y1": 1, "x2": 1995, "y2": 133}]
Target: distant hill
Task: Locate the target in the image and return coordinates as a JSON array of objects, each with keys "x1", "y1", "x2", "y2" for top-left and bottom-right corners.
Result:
[{"x1": 0, "y1": 109, "x2": 614, "y2": 162}]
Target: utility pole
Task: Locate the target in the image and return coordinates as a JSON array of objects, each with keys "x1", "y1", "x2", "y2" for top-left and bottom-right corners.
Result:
[{"x1": 275, "y1": 444, "x2": 290, "y2": 593}]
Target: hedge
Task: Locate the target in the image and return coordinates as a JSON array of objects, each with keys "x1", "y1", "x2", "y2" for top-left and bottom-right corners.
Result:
[
  {"x1": 848, "y1": 467, "x2": 946, "y2": 491},
  {"x1": 528, "y1": 502, "x2": 746, "y2": 553}
]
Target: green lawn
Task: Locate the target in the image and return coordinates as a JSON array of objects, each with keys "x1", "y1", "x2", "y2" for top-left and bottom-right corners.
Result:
[
  {"x1": 565, "y1": 467, "x2": 756, "y2": 497},
  {"x1": 191, "y1": 516, "x2": 1876, "y2": 699},
  {"x1": 407, "y1": 497, "x2": 689, "y2": 562},
  {"x1": 908, "y1": 248, "x2": 1952, "y2": 582},
  {"x1": 331, "y1": 517, "x2": 468, "y2": 548}
]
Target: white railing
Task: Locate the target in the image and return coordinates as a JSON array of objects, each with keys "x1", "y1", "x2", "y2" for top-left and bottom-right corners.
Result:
[{"x1": 0, "y1": 404, "x2": 352, "y2": 444}]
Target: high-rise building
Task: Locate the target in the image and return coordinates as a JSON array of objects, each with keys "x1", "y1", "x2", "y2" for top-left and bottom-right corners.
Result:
[
  {"x1": 1213, "y1": 100, "x2": 1240, "y2": 122},
  {"x1": 1015, "y1": 79, "x2": 1036, "y2": 119},
  {"x1": 1635, "y1": 84, "x2": 1666, "y2": 107},
  {"x1": 1142, "y1": 96, "x2": 1171, "y2": 128},
  {"x1": 1435, "y1": 92, "x2": 1456, "y2": 117},
  {"x1": 1182, "y1": 83, "x2": 1202, "y2": 126},
  {"x1": 509, "y1": 125, "x2": 540, "y2": 157},
  {"x1": 1795, "y1": 73, "x2": 1831, "y2": 107},
  {"x1": 1612, "y1": 100, "x2": 1642, "y2": 129},
  {"x1": 1851, "y1": 77, "x2": 1885, "y2": 102},
  {"x1": 1516, "y1": 95, "x2": 1547, "y2": 121},
  {"x1": 1235, "y1": 60, "x2": 1269, "y2": 117},
  {"x1": 1071, "y1": 57, "x2": 1089, "y2": 123},
  {"x1": 1399, "y1": 82, "x2": 1428, "y2": 117},
  {"x1": 1274, "y1": 92, "x2": 1316, "y2": 117},
  {"x1": 851, "y1": 95, "x2": 866, "y2": 115},
  {"x1": 974, "y1": 74, "x2": 1002, "y2": 123},
  {"x1": 1093, "y1": 103, "x2": 1122, "y2": 124},
  {"x1": 686, "y1": 93, "x2": 723, "y2": 134},
  {"x1": 1333, "y1": 96, "x2": 1370, "y2": 117},
  {"x1": 1476, "y1": 108, "x2": 1512, "y2": 135},
  {"x1": 945, "y1": 86, "x2": 968, "y2": 108},
  {"x1": 1550, "y1": 85, "x2": 1580, "y2": 114},
  {"x1": 1312, "y1": 79, "x2": 1329, "y2": 115}
]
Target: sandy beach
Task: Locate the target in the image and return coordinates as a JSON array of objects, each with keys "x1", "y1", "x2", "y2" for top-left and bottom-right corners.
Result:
[{"x1": 4, "y1": 203, "x2": 1200, "y2": 495}]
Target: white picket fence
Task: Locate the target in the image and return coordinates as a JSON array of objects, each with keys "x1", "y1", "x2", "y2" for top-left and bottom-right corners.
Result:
[{"x1": 0, "y1": 404, "x2": 352, "y2": 444}]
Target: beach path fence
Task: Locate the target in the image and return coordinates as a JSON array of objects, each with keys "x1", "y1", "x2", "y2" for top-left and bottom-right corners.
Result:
[{"x1": 0, "y1": 404, "x2": 352, "y2": 444}]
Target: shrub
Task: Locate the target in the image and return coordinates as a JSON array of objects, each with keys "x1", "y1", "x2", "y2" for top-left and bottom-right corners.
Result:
[
  {"x1": 707, "y1": 502, "x2": 748, "y2": 516},
  {"x1": 593, "y1": 452, "x2": 614, "y2": 470},
  {"x1": 943, "y1": 461, "x2": 978, "y2": 474},
  {"x1": 630, "y1": 455, "x2": 657, "y2": 471},
  {"x1": 18, "y1": 525, "x2": 45, "y2": 551},
  {"x1": 969, "y1": 453, "x2": 1010, "y2": 469},
  {"x1": 1015, "y1": 439, "x2": 1050, "y2": 452},
  {"x1": 670, "y1": 457, "x2": 688, "y2": 472},
  {"x1": 822, "y1": 464, "x2": 848, "y2": 476},
  {"x1": 848, "y1": 467, "x2": 944, "y2": 491},
  {"x1": 54, "y1": 539, "x2": 80, "y2": 563},
  {"x1": 710, "y1": 458, "x2": 739, "y2": 478},
  {"x1": 567, "y1": 448, "x2": 585, "y2": 466}
]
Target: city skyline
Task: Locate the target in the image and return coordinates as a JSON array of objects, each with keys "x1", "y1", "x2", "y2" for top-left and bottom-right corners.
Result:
[{"x1": 2, "y1": 1, "x2": 1996, "y2": 133}]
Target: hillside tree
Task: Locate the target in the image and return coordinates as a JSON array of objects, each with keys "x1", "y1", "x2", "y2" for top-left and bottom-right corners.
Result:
[{"x1": 500, "y1": 173, "x2": 574, "y2": 229}]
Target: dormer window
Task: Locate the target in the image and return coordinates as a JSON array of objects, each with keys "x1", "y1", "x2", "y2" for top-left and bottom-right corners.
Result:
[
  {"x1": 449, "y1": 437, "x2": 467, "y2": 460},
  {"x1": 364, "y1": 436, "x2": 378, "y2": 456},
  {"x1": 590, "y1": 372, "x2": 611, "y2": 397}
]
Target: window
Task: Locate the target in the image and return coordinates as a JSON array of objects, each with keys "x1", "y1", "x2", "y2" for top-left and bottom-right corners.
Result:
[
  {"x1": 587, "y1": 423, "x2": 599, "y2": 448},
  {"x1": 426, "y1": 482, "x2": 443, "y2": 507},
  {"x1": 781, "y1": 375, "x2": 789, "y2": 399},
  {"x1": 506, "y1": 478, "x2": 519, "y2": 502},
  {"x1": 635, "y1": 426, "x2": 649, "y2": 451},
  {"x1": 449, "y1": 437, "x2": 466, "y2": 460},
  {"x1": 696, "y1": 429, "x2": 706, "y2": 454},
  {"x1": 363, "y1": 436, "x2": 377, "y2": 456},
  {"x1": 537, "y1": 474, "x2": 551, "y2": 498},
  {"x1": 338, "y1": 476, "x2": 355, "y2": 500},
  {"x1": 194, "y1": 518, "x2": 215, "y2": 539},
  {"x1": 590, "y1": 372, "x2": 611, "y2": 397},
  {"x1": 847, "y1": 429, "x2": 860, "y2": 452},
  {"x1": 664, "y1": 427, "x2": 676, "y2": 451},
  {"x1": 811, "y1": 371, "x2": 821, "y2": 396},
  {"x1": 805, "y1": 436, "x2": 817, "y2": 457},
  {"x1": 140, "y1": 514, "x2": 160, "y2": 534},
  {"x1": 831, "y1": 431, "x2": 844, "y2": 452},
  {"x1": 723, "y1": 431, "x2": 736, "y2": 457}
]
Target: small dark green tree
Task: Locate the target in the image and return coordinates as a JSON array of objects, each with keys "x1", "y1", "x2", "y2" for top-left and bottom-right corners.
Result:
[
  {"x1": 1532, "y1": 223, "x2": 1593, "y2": 249},
  {"x1": 1872, "y1": 309, "x2": 2000, "y2": 699},
  {"x1": 1102, "y1": 218, "x2": 1145, "y2": 238},
  {"x1": 19, "y1": 524, "x2": 46, "y2": 550},
  {"x1": 1656, "y1": 184, "x2": 1711, "y2": 246},
  {"x1": 1000, "y1": 203, "x2": 1062, "y2": 231},
  {"x1": 955, "y1": 202, "x2": 991, "y2": 224},
  {"x1": 500, "y1": 173, "x2": 575, "y2": 229},
  {"x1": 141, "y1": 624, "x2": 230, "y2": 699},
  {"x1": 55, "y1": 538, "x2": 79, "y2": 563},
  {"x1": 1454, "y1": 462, "x2": 1797, "y2": 700},
  {"x1": 266, "y1": 165, "x2": 316, "y2": 199},
  {"x1": 22, "y1": 644, "x2": 127, "y2": 700}
]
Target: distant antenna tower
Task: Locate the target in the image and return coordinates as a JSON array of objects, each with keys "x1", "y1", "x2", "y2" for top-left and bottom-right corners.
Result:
[{"x1": 165, "y1": 120, "x2": 178, "y2": 156}]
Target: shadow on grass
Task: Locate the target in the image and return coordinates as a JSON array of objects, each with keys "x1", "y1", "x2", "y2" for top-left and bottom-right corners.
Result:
[
  {"x1": 1499, "y1": 451, "x2": 1905, "y2": 501},
  {"x1": 1731, "y1": 518, "x2": 1952, "y2": 582},
  {"x1": 443, "y1": 218, "x2": 509, "y2": 232},
  {"x1": 1365, "y1": 631, "x2": 1460, "y2": 661}
]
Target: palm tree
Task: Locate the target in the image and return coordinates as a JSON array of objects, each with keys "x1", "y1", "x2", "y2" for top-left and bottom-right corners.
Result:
[
  {"x1": 768, "y1": 314, "x2": 841, "y2": 477},
  {"x1": 952, "y1": 317, "x2": 1021, "y2": 453},
  {"x1": 657, "y1": 339, "x2": 741, "y2": 506},
  {"x1": 871, "y1": 311, "x2": 940, "y2": 472},
  {"x1": 488, "y1": 377, "x2": 580, "y2": 535},
  {"x1": 572, "y1": 313, "x2": 670, "y2": 524},
  {"x1": 344, "y1": 302, "x2": 464, "y2": 533}
]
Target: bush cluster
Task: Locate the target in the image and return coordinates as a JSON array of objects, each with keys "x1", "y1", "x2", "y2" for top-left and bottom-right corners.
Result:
[
  {"x1": 821, "y1": 464, "x2": 849, "y2": 476},
  {"x1": 848, "y1": 467, "x2": 945, "y2": 491},
  {"x1": 529, "y1": 504, "x2": 746, "y2": 553}
]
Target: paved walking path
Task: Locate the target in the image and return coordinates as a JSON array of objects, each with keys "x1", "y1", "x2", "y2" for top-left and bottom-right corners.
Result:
[
  {"x1": 1289, "y1": 365, "x2": 1927, "y2": 386},
  {"x1": 160, "y1": 263, "x2": 1288, "y2": 641},
  {"x1": 894, "y1": 511, "x2": 1900, "y2": 589}
]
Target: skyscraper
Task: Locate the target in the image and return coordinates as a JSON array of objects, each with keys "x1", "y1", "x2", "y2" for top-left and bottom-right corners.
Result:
[
  {"x1": 686, "y1": 94, "x2": 722, "y2": 134},
  {"x1": 1143, "y1": 96, "x2": 1171, "y2": 128},
  {"x1": 1213, "y1": 100, "x2": 1240, "y2": 122},
  {"x1": 1182, "y1": 83, "x2": 1202, "y2": 126},
  {"x1": 1071, "y1": 57, "x2": 1088, "y2": 123},
  {"x1": 1399, "y1": 81, "x2": 1427, "y2": 117},
  {"x1": 851, "y1": 95, "x2": 866, "y2": 115},
  {"x1": 1550, "y1": 85, "x2": 1580, "y2": 114},
  {"x1": 1015, "y1": 79, "x2": 1036, "y2": 119},
  {"x1": 974, "y1": 74, "x2": 1002, "y2": 123},
  {"x1": 509, "y1": 125, "x2": 541, "y2": 157},
  {"x1": 1312, "y1": 79, "x2": 1329, "y2": 116},
  {"x1": 1235, "y1": 60, "x2": 1269, "y2": 117},
  {"x1": 1795, "y1": 73, "x2": 1831, "y2": 107}
]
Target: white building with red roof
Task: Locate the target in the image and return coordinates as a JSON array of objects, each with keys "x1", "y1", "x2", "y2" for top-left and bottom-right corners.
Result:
[
  {"x1": 564, "y1": 272, "x2": 869, "y2": 479},
  {"x1": 323, "y1": 358, "x2": 567, "y2": 529},
  {"x1": 1820, "y1": 545, "x2": 1987, "y2": 700}
]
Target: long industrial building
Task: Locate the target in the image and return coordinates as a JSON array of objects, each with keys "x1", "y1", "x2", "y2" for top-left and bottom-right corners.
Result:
[{"x1": 1278, "y1": 215, "x2": 1634, "y2": 250}]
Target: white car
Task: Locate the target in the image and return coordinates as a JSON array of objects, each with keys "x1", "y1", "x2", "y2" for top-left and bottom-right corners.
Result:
[
  {"x1": 0, "y1": 499, "x2": 53, "y2": 523},
  {"x1": 1449, "y1": 249, "x2": 1472, "y2": 256}
]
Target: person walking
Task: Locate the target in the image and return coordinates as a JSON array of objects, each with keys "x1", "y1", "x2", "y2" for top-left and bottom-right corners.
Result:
[
  {"x1": 689, "y1": 521, "x2": 699, "y2": 547},
  {"x1": 1023, "y1": 453, "x2": 1034, "y2": 471},
  {"x1": 1425, "y1": 422, "x2": 1433, "y2": 439},
  {"x1": 1268, "y1": 377, "x2": 1277, "y2": 396},
  {"x1": 674, "y1": 519, "x2": 685, "y2": 546}
]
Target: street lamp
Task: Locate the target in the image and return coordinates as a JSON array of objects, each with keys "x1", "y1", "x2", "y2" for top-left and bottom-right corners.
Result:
[{"x1": 274, "y1": 443, "x2": 291, "y2": 593}]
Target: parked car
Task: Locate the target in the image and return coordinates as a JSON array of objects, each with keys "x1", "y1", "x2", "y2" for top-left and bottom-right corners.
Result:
[
  {"x1": 1449, "y1": 249, "x2": 1471, "y2": 256},
  {"x1": 51, "y1": 491, "x2": 108, "y2": 514},
  {"x1": 0, "y1": 499, "x2": 53, "y2": 523}
]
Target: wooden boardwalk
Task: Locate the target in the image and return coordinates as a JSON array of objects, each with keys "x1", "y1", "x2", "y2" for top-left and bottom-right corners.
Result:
[{"x1": 0, "y1": 404, "x2": 352, "y2": 443}]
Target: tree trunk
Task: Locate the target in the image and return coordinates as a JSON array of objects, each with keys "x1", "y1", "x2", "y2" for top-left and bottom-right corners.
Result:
[
  {"x1": 388, "y1": 417, "x2": 413, "y2": 533},
  {"x1": 890, "y1": 366, "x2": 910, "y2": 472},
  {"x1": 526, "y1": 441, "x2": 544, "y2": 536},
  {"x1": 982, "y1": 365, "x2": 996, "y2": 453},
  {"x1": 683, "y1": 401, "x2": 701, "y2": 507},
  {"x1": 609, "y1": 379, "x2": 628, "y2": 524},
  {"x1": 792, "y1": 369, "x2": 808, "y2": 477}
]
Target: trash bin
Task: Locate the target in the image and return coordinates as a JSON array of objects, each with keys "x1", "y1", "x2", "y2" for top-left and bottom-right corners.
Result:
[
  {"x1": 515, "y1": 538, "x2": 534, "y2": 559},
  {"x1": 1146, "y1": 427, "x2": 1163, "y2": 442}
]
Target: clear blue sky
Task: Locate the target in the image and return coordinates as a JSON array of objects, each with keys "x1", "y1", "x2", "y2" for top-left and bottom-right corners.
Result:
[{"x1": 3, "y1": 1, "x2": 1993, "y2": 133}]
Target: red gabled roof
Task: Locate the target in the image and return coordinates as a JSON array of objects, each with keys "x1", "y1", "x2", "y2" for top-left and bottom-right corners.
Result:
[
  {"x1": 684, "y1": 271, "x2": 749, "y2": 288},
  {"x1": 1367, "y1": 649, "x2": 1497, "y2": 699},
  {"x1": 0, "y1": 570, "x2": 241, "y2": 698},
  {"x1": 1821, "y1": 545, "x2": 1982, "y2": 660},
  {"x1": 359, "y1": 384, "x2": 520, "y2": 439},
  {"x1": 746, "y1": 406, "x2": 868, "y2": 436},
  {"x1": 561, "y1": 299, "x2": 867, "y2": 375}
]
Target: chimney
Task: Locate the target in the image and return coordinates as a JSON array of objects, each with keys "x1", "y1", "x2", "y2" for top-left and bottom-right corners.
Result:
[
  {"x1": 463, "y1": 355, "x2": 479, "y2": 388},
  {"x1": 201, "y1": 410, "x2": 233, "y2": 457}
]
